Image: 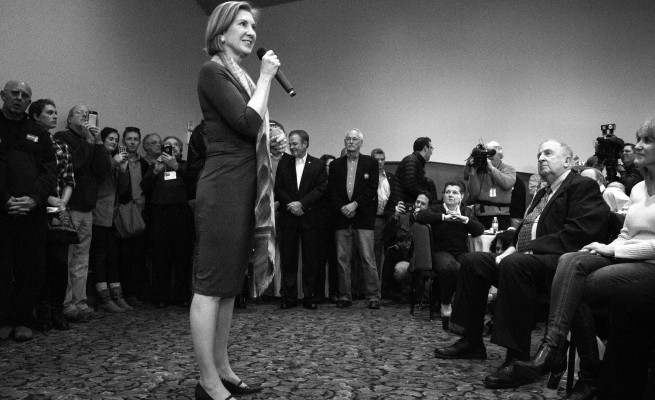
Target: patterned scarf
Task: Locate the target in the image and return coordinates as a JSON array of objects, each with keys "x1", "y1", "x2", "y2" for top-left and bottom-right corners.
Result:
[{"x1": 211, "y1": 53, "x2": 276, "y2": 294}]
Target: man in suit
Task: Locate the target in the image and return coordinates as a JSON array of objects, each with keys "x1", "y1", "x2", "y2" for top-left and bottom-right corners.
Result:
[
  {"x1": 371, "y1": 148, "x2": 394, "y2": 287},
  {"x1": 434, "y1": 139, "x2": 610, "y2": 389},
  {"x1": 328, "y1": 129, "x2": 381, "y2": 309},
  {"x1": 275, "y1": 130, "x2": 327, "y2": 310}
]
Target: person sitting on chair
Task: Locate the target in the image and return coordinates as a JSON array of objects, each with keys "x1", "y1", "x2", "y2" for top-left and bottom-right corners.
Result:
[{"x1": 415, "y1": 181, "x2": 484, "y2": 328}]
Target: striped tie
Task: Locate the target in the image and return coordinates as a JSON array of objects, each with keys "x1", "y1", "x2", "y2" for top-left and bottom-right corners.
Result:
[{"x1": 515, "y1": 186, "x2": 551, "y2": 253}]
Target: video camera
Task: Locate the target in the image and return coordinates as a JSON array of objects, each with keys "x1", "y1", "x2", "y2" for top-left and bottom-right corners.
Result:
[
  {"x1": 470, "y1": 143, "x2": 497, "y2": 170},
  {"x1": 595, "y1": 124, "x2": 624, "y2": 183}
]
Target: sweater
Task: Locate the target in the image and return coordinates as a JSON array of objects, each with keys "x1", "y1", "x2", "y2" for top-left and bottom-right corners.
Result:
[
  {"x1": 53, "y1": 129, "x2": 111, "y2": 212},
  {"x1": 140, "y1": 160, "x2": 189, "y2": 206},
  {"x1": 610, "y1": 181, "x2": 655, "y2": 263},
  {"x1": 415, "y1": 202, "x2": 485, "y2": 255}
]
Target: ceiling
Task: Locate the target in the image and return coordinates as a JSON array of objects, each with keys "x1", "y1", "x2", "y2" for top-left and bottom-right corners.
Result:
[{"x1": 195, "y1": 0, "x2": 302, "y2": 15}]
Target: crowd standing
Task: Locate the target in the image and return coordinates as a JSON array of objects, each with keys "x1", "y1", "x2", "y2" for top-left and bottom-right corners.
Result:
[{"x1": 1, "y1": 75, "x2": 652, "y2": 399}]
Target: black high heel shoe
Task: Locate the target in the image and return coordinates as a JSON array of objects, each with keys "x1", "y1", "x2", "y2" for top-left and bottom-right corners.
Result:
[
  {"x1": 546, "y1": 344, "x2": 569, "y2": 390},
  {"x1": 195, "y1": 383, "x2": 233, "y2": 400},
  {"x1": 220, "y1": 377, "x2": 263, "y2": 395}
]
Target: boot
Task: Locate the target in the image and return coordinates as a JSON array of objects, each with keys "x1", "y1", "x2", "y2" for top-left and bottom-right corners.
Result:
[
  {"x1": 110, "y1": 286, "x2": 134, "y2": 310},
  {"x1": 97, "y1": 289, "x2": 125, "y2": 313},
  {"x1": 514, "y1": 327, "x2": 568, "y2": 380}
]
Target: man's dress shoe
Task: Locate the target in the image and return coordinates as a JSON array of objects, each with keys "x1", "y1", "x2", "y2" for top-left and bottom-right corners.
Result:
[
  {"x1": 279, "y1": 301, "x2": 298, "y2": 309},
  {"x1": 434, "y1": 337, "x2": 487, "y2": 360},
  {"x1": 484, "y1": 359, "x2": 534, "y2": 389},
  {"x1": 302, "y1": 302, "x2": 318, "y2": 310},
  {"x1": 563, "y1": 380, "x2": 596, "y2": 400},
  {"x1": 368, "y1": 300, "x2": 380, "y2": 309}
]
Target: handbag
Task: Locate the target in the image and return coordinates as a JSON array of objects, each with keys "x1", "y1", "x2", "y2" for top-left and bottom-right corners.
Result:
[
  {"x1": 47, "y1": 208, "x2": 80, "y2": 244},
  {"x1": 113, "y1": 200, "x2": 146, "y2": 238}
]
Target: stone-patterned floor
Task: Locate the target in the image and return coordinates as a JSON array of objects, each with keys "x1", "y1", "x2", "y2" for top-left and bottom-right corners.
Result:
[{"x1": 0, "y1": 300, "x2": 564, "y2": 399}]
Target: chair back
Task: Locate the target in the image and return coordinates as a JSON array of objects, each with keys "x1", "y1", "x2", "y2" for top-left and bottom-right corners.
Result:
[{"x1": 408, "y1": 222, "x2": 434, "y2": 272}]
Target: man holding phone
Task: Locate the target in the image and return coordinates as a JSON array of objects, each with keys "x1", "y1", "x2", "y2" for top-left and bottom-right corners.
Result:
[{"x1": 54, "y1": 105, "x2": 111, "y2": 322}]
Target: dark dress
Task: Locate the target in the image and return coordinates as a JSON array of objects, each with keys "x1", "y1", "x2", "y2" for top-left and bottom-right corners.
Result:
[{"x1": 194, "y1": 60, "x2": 263, "y2": 297}]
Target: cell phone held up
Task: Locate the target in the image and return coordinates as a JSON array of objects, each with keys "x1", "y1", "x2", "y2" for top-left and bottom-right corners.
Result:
[
  {"x1": 118, "y1": 145, "x2": 127, "y2": 155},
  {"x1": 162, "y1": 144, "x2": 173, "y2": 156},
  {"x1": 88, "y1": 111, "x2": 98, "y2": 127}
]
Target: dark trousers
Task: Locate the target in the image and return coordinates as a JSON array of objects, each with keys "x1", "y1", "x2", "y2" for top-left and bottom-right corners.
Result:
[
  {"x1": 0, "y1": 212, "x2": 47, "y2": 326},
  {"x1": 43, "y1": 241, "x2": 70, "y2": 312},
  {"x1": 433, "y1": 251, "x2": 465, "y2": 304},
  {"x1": 598, "y1": 278, "x2": 655, "y2": 400},
  {"x1": 89, "y1": 225, "x2": 120, "y2": 284},
  {"x1": 150, "y1": 204, "x2": 192, "y2": 302},
  {"x1": 381, "y1": 246, "x2": 407, "y2": 296},
  {"x1": 279, "y1": 225, "x2": 321, "y2": 302},
  {"x1": 117, "y1": 234, "x2": 146, "y2": 298},
  {"x1": 452, "y1": 251, "x2": 559, "y2": 355},
  {"x1": 315, "y1": 227, "x2": 339, "y2": 299}
]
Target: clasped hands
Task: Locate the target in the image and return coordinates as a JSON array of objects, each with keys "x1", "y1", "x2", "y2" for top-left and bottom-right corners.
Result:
[
  {"x1": 443, "y1": 210, "x2": 467, "y2": 223},
  {"x1": 287, "y1": 201, "x2": 304, "y2": 216},
  {"x1": 580, "y1": 242, "x2": 614, "y2": 257},
  {"x1": 341, "y1": 202, "x2": 358, "y2": 219},
  {"x1": 6, "y1": 196, "x2": 36, "y2": 216}
]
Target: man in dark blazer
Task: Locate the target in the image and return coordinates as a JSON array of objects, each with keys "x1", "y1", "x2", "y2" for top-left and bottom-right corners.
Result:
[
  {"x1": 434, "y1": 140, "x2": 610, "y2": 390},
  {"x1": 328, "y1": 129, "x2": 381, "y2": 309},
  {"x1": 275, "y1": 130, "x2": 327, "y2": 310}
]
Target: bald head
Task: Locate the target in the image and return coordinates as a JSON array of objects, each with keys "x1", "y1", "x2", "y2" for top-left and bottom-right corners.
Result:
[
  {"x1": 1, "y1": 80, "x2": 32, "y2": 120},
  {"x1": 485, "y1": 140, "x2": 504, "y2": 166}
]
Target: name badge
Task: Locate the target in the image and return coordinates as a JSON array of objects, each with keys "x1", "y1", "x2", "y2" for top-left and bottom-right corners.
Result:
[
  {"x1": 364, "y1": 173, "x2": 369, "y2": 179},
  {"x1": 26, "y1": 134, "x2": 39, "y2": 143},
  {"x1": 489, "y1": 188, "x2": 497, "y2": 197},
  {"x1": 164, "y1": 171, "x2": 177, "y2": 180}
]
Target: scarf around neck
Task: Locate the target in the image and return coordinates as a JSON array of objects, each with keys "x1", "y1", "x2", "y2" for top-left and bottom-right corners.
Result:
[{"x1": 211, "y1": 53, "x2": 276, "y2": 295}]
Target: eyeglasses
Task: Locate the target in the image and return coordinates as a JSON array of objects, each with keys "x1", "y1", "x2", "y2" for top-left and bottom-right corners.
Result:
[
  {"x1": 345, "y1": 138, "x2": 360, "y2": 143},
  {"x1": 7, "y1": 90, "x2": 31, "y2": 101}
]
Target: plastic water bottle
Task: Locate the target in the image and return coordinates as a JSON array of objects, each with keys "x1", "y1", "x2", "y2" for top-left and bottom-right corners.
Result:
[{"x1": 491, "y1": 217, "x2": 499, "y2": 233}]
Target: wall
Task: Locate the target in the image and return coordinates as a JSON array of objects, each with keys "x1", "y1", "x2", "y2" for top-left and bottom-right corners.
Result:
[
  {"x1": 242, "y1": 0, "x2": 655, "y2": 172},
  {"x1": 3, "y1": 1, "x2": 654, "y2": 172},
  {"x1": 1, "y1": 0, "x2": 208, "y2": 149}
]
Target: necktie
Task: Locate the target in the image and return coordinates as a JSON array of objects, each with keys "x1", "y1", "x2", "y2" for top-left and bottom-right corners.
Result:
[{"x1": 515, "y1": 186, "x2": 551, "y2": 253}]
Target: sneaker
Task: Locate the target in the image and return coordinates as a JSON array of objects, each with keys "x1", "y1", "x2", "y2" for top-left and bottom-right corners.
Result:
[
  {"x1": 79, "y1": 308, "x2": 105, "y2": 320},
  {"x1": 64, "y1": 310, "x2": 89, "y2": 323}
]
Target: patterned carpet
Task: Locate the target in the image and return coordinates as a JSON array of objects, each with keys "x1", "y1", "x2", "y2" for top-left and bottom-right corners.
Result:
[{"x1": 0, "y1": 300, "x2": 563, "y2": 400}]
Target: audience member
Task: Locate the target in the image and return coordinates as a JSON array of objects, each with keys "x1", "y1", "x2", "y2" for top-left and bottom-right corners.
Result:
[
  {"x1": 618, "y1": 142, "x2": 643, "y2": 195},
  {"x1": 141, "y1": 133, "x2": 162, "y2": 165},
  {"x1": 435, "y1": 140, "x2": 609, "y2": 391},
  {"x1": 382, "y1": 194, "x2": 431, "y2": 300},
  {"x1": 317, "y1": 154, "x2": 340, "y2": 303},
  {"x1": 371, "y1": 148, "x2": 394, "y2": 284},
  {"x1": 141, "y1": 136, "x2": 193, "y2": 308},
  {"x1": 29, "y1": 99, "x2": 74, "y2": 330},
  {"x1": 328, "y1": 129, "x2": 380, "y2": 309},
  {"x1": 580, "y1": 167, "x2": 606, "y2": 191},
  {"x1": 603, "y1": 181, "x2": 630, "y2": 214},
  {"x1": 274, "y1": 130, "x2": 327, "y2": 309},
  {"x1": 54, "y1": 105, "x2": 111, "y2": 322},
  {"x1": 509, "y1": 176, "x2": 526, "y2": 229},
  {"x1": 514, "y1": 119, "x2": 655, "y2": 399},
  {"x1": 89, "y1": 127, "x2": 132, "y2": 313},
  {"x1": 464, "y1": 140, "x2": 516, "y2": 230},
  {"x1": 117, "y1": 127, "x2": 149, "y2": 307},
  {"x1": 0, "y1": 80, "x2": 57, "y2": 341},
  {"x1": 415, "y1": 181, "x2": 484, "y2": 325},
  {"x1": 393, "y1": 137, "x2": 432, "y2": 205}
]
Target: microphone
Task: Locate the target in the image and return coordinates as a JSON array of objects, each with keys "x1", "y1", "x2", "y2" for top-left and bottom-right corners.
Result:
[{"x1": 257, "y1": 48, "x2": 296, "y2": 97}]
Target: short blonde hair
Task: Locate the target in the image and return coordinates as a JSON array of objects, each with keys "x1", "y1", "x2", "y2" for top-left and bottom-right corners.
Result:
[{"x1": 204, "y1": 1, "x2": 258, "y2": 56}]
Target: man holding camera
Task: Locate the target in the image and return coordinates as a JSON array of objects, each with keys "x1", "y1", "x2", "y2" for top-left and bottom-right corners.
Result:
[
  {"x1": 464, "y1": 141, "x2": 516, "y2": 231},
  {"x1": 618, "y1": 142, "x2": 643, "y2": 196},
  {"x1": 55, "y1": 105, "x2": 112, "y2": 321}
]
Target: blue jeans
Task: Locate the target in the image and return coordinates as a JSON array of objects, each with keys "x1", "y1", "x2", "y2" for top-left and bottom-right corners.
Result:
[
  {"x1": 64, "y1": 210, "x2": 93, "y2": 314},
  {"x1": 549, "y1": 251, "x2": 655, "y2": 335},
  {"x1": 335, "y1": 227, "x2": 380, "y2": 302}
]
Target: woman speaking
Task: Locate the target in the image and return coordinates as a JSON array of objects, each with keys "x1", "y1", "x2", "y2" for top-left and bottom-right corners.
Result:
[{"x1": 192, "y1": 2, "x2": 286, "y2": 399}]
